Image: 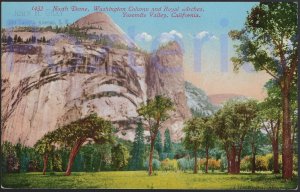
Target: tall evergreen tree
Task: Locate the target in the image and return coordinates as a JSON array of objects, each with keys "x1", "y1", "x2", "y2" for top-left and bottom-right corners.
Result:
[
  {"x1": 17, "y1": 36, "x2": 22, "y2": 43},
  {"x1": 7, "y1": 36, "x2": 13, "y2": 44},
  {"x1": 129, "y1": 121, "x2": 145, "y2": 170},
  {"x1": 14, "y1": 34, "x2": 18, "y2": 43},
  {"x1": 154, "y1": 131, "x2": 163, "y2": 159},
  {"x1": 164, "y1": 129, "x2": 172, "y2": 153},
  {"x1": 1, "y1": 34, "x2": 7, "y2": 43}
]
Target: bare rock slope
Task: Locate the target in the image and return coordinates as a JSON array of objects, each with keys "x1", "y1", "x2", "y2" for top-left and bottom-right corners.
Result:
[{"x1": 1, "y1": 12, "x2": 191, "y2": 146}]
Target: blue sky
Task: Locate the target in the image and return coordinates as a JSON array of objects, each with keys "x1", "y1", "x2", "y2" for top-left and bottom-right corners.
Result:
[
  {"x1": 2, "y1": 2, "x2": 271, "y2": 99},
  {"x1": 2, "y1": 2, "x2": 256, "y2": 47}
]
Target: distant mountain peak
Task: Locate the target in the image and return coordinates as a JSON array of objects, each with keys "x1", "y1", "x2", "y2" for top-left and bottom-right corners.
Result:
[
  {"x1": 72, "y1": 12, "x2": 137, "y2": 48},
  {"x1": 208, "y1": 93, "x2": 247, "y2": 106}
]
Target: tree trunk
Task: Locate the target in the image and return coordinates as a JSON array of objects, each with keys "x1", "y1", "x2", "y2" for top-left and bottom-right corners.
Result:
[
  {"x1": 272, "y1": 140, "x2": 280, "y2": 174},
  {"x1": 65, "y1": 138, "x2": 86, "y2": 176},
  {"x1": 228, "y1": 146, "x2": 235, "y2": 174},
  {"x1": 43, "y1": 154, "x2": 48, "y2": 175},
  {"x1": 148, "y1": 139, "x2": 155, "y2": 176},
  {"x1": 237, "y1": 145, "x2": 242, "y2": 174},
  {"x1": 281, "y1": 85, "x2": 293, "y2": 180},
  {"x1": 226, "y1": 155, "x2": 230, "y2": 173},
  {"x1": 193, "y1": 147, "x2": 198, "y2": 174},
  {"x1": 228, "y1": 145, "x2": 241, "y2": 174},
  {"x1": 251, "y1": 144, "x2": 256, "y2": 174},
  {"x1": 205, "y1": 146, "x2": 209, "y2": 173},
  {"x1": 225, "y1": 148, "x2": 230, "y2": 173}
]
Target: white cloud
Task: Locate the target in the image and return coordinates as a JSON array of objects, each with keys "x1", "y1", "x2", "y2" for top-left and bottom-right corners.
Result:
[
  {"x1": 195, "y1": 31, "x2": 218, "y2": 41},
  {"x1": 135, "y1": 32, "x2": 152, "y2": 42},
  {"x1": 159, "y1": 30, "x2": 183, "y2": 43},
  {"x1": 169, "y1": 30, "x2": 183, "y2": 39},
  {"x1": 196, "y1": 31, "x2": 209, "y2": 40},
  {"x1": 210, "y1": 35, "x2": 219, "y2": 40}
]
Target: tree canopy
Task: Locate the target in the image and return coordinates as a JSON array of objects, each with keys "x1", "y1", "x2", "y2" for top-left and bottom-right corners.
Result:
[
  {"x1": 229, "y1": 2, "x2": 298, "y2": 179},
  {"x1": 34, "y1": 113, "x2": 115, "y2": 176}
]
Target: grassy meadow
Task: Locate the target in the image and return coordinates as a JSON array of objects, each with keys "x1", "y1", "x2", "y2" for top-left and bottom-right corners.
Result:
[{"x1": 2, "y1": 171, "x2": 298, "y2": 189}]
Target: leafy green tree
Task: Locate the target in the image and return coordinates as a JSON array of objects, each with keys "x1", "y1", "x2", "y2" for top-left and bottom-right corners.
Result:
[
  {"x1": 229, "y1": 2, "x2": 297, "y2": 179},
  {"x1": 34, "y1": 113, "x2": 114, "y2": 176},
  {"x1": 129, "y1": 121, "x2": 145, "y2": 170},
  {"x1": 1, "y1": 141, "x2": 19, "y2": 173},
  {"x1": 34, "y1": 132, "x2": 57, "y2": 175},
  {"x1": 92, "y1": 143, "x2": 112, "y2": 171},
  {"x1": 137, "y1": 95, "x2": 174, "y2": 176},
  {"x1": 258, "y1": 89, "x2": 281, "y2": 173},
  {"x1": 154, "y1": 131, "x2": 163, "y2": 159},
  {"x1": 52, "y1": 153, "x2": 63, "y2": 172},
  {"x1": 201, "y1": 117, "x2": 215, "y2": 173},
  {"x1": 183, "y1": 117, "x2": 205, "y2": 174},
  {"x1": 111, "y1": 143, "x2": 130, "y2": 170},
  {"x1": 173, "y1": 142, "x2": 189, "y2": 159},
  {"x1": 60, "y1": 114, "x2": 114, "y2": 175},
  {"x1": 81, "y1": 143, "x2": 94, "y2": 172},
  {"x1": 164, "y1": 128, "x2": 172, "y2": 154},
  {"x1": 244, "y1": 118, "x2": 267, "y2": 174},
  {"x1": 213, "y1": 99, "x2": 258, "y2": 174}
]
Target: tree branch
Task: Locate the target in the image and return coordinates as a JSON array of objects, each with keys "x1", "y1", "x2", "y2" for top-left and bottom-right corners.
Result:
[
  {"x1": 261, "y1": 65, "x2": 279, "y2": 80},
  {"x1": 287, "y1": 52, "x2": 297, "y2": 83}
]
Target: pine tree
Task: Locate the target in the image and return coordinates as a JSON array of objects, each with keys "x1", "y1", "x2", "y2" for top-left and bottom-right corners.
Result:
[
  {"x1": 129, "y1": 121, "x2": 145, "y2": 170},
  {"x1": 14, "y1": 34, "x2": 18, "y2": 43},
  {"x1": 164, "y1": 128, "x2": 172, "y2": 153},
  {"x1": 154, "y1": 131, "x2": 163, "y2": 159},
  {"x1": 1, "y1": 34, "x2": 7, "y2": 43},
  {"x1": 31, "y1": 36, "x2": 36, "y2": 43},
  {"x1": 17, "y1": 36, "x2": 22, "y2": 43},
  {"x1": 7, "y1": 36, "x2": 13, "y2": 44}
]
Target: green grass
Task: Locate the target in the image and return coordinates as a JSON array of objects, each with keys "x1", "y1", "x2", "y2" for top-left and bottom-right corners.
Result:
[{"x1": 2, "y1": 171, "x2": 298, "y2": 189}]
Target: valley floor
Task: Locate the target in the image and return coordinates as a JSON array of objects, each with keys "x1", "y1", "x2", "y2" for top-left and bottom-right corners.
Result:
[{"x1": 2, "y1": 171, "x2": 298, "y2": 189}]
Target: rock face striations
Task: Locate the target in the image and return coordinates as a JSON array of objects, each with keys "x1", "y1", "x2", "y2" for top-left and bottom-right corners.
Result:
[
  {"x1": 147, "y1": 42, "x2": 191, "y2": 141},
  {"x1": 1, "y1": 12, "x2": 191, "y2": 146}
]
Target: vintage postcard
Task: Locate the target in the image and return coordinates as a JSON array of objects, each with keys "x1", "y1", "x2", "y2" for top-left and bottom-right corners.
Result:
[{"x1": 1, "y1": 1, "x2": 298, "y2": 190}]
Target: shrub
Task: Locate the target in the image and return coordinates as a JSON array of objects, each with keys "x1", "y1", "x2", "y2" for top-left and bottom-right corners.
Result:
[
  {"x1": 199, "y1": 158, "x2": 206, "y2": 171},
  {"x1": 208, "y1": 159, "x2": 221, "y2": 172},
  {"x1": 240, "y1": 156, "x2": 251, "y2": 171},
  {"x1": 2, "y1": 142, "x2": 20, "y2": 173},
  {"x1": 160, "y1": 158, "x2": 178, "y2": 171},
  {"x1": 144, "y1": 159, "x2": 161, "y2": 171},
  {"x1": 28, "y1": 160, "x2": 40, "y2": 172},
  {"x1": 255, "y1": 155, "x2": 268, "y2": 171},
  {"x1": 266, "y1": 153, "x2": 282, "y2": 171},
  {"x1": 6, "y1": 153, "x2": 20, "y2": 173},
  {"x1": 198, "y1": 158, "x2": 221, "y2": 172},
  {"x1": 220, "y1": 156, "x2": 227, "y2": 172},
  {"x1": 177, "y1": 158, "x2": 192, "y2": 171}
]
